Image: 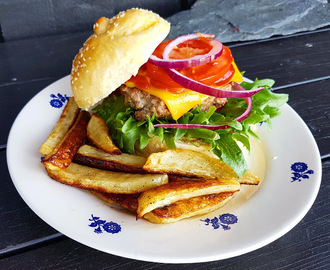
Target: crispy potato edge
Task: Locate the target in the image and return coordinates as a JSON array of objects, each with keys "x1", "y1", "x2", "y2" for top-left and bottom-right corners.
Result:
[{"x1": 39, "y1": 97, "x2": 80, "y2": 155}]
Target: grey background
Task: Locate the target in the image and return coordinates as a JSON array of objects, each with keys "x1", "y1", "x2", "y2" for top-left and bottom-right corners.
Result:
[
  {"x1": 0, "y1": 0, "x2": 195, "y2": 41},
  {"x1": 1, "y1": 0, "x2": 330, "y2": 42}
]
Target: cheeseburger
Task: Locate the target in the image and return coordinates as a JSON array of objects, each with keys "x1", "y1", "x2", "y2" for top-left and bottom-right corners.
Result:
[{"x1": 70, "y1": 8, "x2": 288, "y2": 177}]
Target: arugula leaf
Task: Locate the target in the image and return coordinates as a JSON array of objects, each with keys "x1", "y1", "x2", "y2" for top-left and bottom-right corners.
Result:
[
  {"x1": 232, "y1": 133, "x2": 251, "y2": 151},
  {"x1": 215, "y1": 133, "x2": 247, "y2": 178},
  {"x1": 93, "y1": 78, "x2": 288, "y2": 177}
]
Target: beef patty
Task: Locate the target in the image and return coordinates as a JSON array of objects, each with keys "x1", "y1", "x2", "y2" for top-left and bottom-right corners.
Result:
[{"x1": 120, "y1": 85, "x2": 229, "y2": 120}]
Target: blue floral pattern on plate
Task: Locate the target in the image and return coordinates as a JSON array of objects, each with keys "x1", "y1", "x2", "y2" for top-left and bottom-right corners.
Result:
[
  {"x1": 49, "y1": 93, "x2": 70, "y2": 108},
  {"x1": 201, "y1": 213, "x2": 238, "y2": 230},
  {"x1": 291, "y1": 162, "x2": 314, "y2": 182},
  {"x1": 88, "y1": 214, "x2": 121, "y2": 234}
]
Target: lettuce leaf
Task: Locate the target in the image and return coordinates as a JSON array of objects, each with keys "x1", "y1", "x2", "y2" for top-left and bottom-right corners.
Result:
[{"x1": 93, "y1": 79, "x2": 288, "y2": 177}]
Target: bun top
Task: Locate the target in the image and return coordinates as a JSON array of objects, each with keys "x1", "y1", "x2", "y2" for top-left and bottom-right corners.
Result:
[{"x1": 71, "y1": 8, "x2": 171, "y2": 110}]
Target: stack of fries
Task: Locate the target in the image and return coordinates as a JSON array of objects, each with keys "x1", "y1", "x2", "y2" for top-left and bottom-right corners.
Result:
[{"x1": 39, "y1": 98, "x2": 259, "y2": 224}]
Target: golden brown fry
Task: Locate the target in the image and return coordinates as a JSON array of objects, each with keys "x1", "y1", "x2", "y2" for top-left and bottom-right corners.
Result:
[
  {"x1": 92, "y1": 191, "x2": 140, "y2": 212},
  {"x1": 236, "y1": 170, "x2": 261, "y2": 185},
  {"x1": 45, "y1": 162, "x2": 168, "y2": 194},
  {"x1": 144, "y1": 191, "x2": 237, "y2": 224},
  {"x1": 143, "y1": 149, "x2": 259, "y2": 185},
  {"x1": 93, "y1": 190, "x2": 237, "y2": 224},
  {"x1": 74, "y1": 145, "x2": 147, "y2": 174},
  {"x1": 39, "y1": 97, "x2": 80, "y2": 155},
  {"x1": 136, "y1": 178, "x2": 240, "y2": 219},
  {"x1": 42, "y1": 111, "x2": 90, "y2": 170},
  {"x1": 87, "y1": 114, "x2": 121, "y2": 155}
]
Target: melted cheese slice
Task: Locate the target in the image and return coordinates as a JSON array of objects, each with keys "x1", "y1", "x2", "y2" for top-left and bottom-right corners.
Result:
[{"x1": 125, "y1": 62, "x2": 243, "y2": 120}]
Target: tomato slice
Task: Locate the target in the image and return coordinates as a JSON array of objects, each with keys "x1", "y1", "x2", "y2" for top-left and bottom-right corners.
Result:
[
  {"x1": 127, "y1": 64, "x2": 151, "y2": 89},
  {"x1": 146, "y1": 60, "x2": 183, "y2": 90},
  {"x1": 213, "y1": 64, "x2": 235, "y2": 86},
  {"x1": 178, "y1": 46, "x2": 233, "y2": 85},
  {"x1": 130, "y1": 38, "x2": 234, "y2": 93}
]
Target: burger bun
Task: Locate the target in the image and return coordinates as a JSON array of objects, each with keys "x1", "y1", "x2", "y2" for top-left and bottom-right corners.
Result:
[{"x1": 71, "y1": 8, "x2": 170, "y2": 110}]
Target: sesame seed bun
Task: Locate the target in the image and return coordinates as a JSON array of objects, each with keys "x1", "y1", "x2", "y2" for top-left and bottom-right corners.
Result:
[{"x1": 71, "y1": 8, "x2": 171, "y2": 110}]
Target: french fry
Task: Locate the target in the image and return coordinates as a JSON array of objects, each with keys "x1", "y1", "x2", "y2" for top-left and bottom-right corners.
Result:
[
  {"x1": 143, "y1": 149, "x2": 259, "y2": 185},
  {"x1": 93, "y1": 190, "x2": 237, "y2": 224},
  {"x1": 42, "y1": 111, "x2": 90, "y2": 170},
  {"x1": 92, "y1": 191, "x2": 140, "y2": 212},
  {"x1": 87, "y1": 114, "x2": 121, "y2": 155},
  {"x1": 45, "y1": 162, "x2": 168, "y2": 194},
  {"x1": 39, "y1": 97, "x2": 80, "y2": 155},
  {"x1": 144, "y1": 191, "x2": 237, "y2": 224},
  {"x1": 74, "y1": 145, "x2": 147, "y2": 173},
  {"x1": 136, "y1": 178, "x2": 240, "y2": 218}
]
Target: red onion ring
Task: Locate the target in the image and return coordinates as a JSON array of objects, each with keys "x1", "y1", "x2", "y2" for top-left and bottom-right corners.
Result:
[
  {"x1": 165, "y1": 68, "x2": 262, "y2": 98},
  {"x1": 153, "y1": 123, "x2": 229, "y2": 130},
  {"x1": 148, "y1": 33, "x2": 223, "y2": 69},
  {"x1": 231, "y1": 82, "x2": 253, "y2": 123},
  {"x1": 154, "y1": 82, "x2": 254, "y2": 130},
  {"x1": 159, "y1": 34, "x2": 262, "y2": 98}
]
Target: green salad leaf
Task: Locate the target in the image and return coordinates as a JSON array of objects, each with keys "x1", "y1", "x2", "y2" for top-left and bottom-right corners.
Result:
[{"x1": 93, "y1": 78, "x2": 288, "y2": 177}]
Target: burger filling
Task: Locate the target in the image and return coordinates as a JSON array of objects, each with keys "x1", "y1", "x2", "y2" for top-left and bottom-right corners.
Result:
[{"x1": 120, "y1": 85, "x2": 228, "y2": 121}]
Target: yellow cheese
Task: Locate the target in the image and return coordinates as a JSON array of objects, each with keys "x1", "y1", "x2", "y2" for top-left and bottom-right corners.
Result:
[
  {"x1": 139, "y1": 87, "x2": 209, "y2": 120},
  {"x1": 125, "y1": 62, "x2": 243, "y2": 120},
  {"x1": 231, "y1": 62, "x2": 243, "y2": 83}
]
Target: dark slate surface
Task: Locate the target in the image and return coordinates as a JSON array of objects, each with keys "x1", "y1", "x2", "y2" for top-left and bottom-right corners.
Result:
[
  {"x1": 0, "y1": 0, "x2": 183, "y2": 40},
  {"x1": 167, "y1": 0, "x2": 330, "y2": 42}
]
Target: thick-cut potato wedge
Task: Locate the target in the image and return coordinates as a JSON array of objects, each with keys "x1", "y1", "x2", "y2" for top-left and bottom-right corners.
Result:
[
  {"x1": 143, "y1": 149, "x2": 259, "y2": 185},
  {"x1": 236, "y1": 170, "x2": 261, "y2": 185},
  {"x1": 39, "y1": 97, "x2": 80, "y2": 155},
  {"x1": 137, "y1": 178, "x2": 240, "y2": 218},
  {"x1": 45, "y1": 162, "x2": 168, "y2": 194},
  {"x1": 42, "y1": 111, "x2": 90, "y2": 170},
  {"x1": 93, "y1": 190, "x2": 237, "y2": 224},
  {"x1": 87, "y1": 114, "x2": 121, "y2": 155},
  {"x1": 92, "y1": 191, "x2": 140, "y2": 212},
  {"x1": 74, "y1": 145, "x2": 147, "y2": 173},
  {"x1": 144, "y1": 191, "x2": 237, "y2": 224}
]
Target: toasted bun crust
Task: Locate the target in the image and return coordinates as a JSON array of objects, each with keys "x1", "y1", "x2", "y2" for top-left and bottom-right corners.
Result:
[{"x1": 71, "y1": 8, "x2": 170, "y2": 110}]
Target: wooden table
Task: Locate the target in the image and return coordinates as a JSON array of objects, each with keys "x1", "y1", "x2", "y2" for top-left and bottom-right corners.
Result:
[{"x1": 1, "y1": 27, "x2": 329, "y2": 269}]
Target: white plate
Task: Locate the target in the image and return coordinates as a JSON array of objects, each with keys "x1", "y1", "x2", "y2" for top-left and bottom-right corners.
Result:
[{"x1": 7, "y1": 76, "x2": 322, "y2": 263}]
